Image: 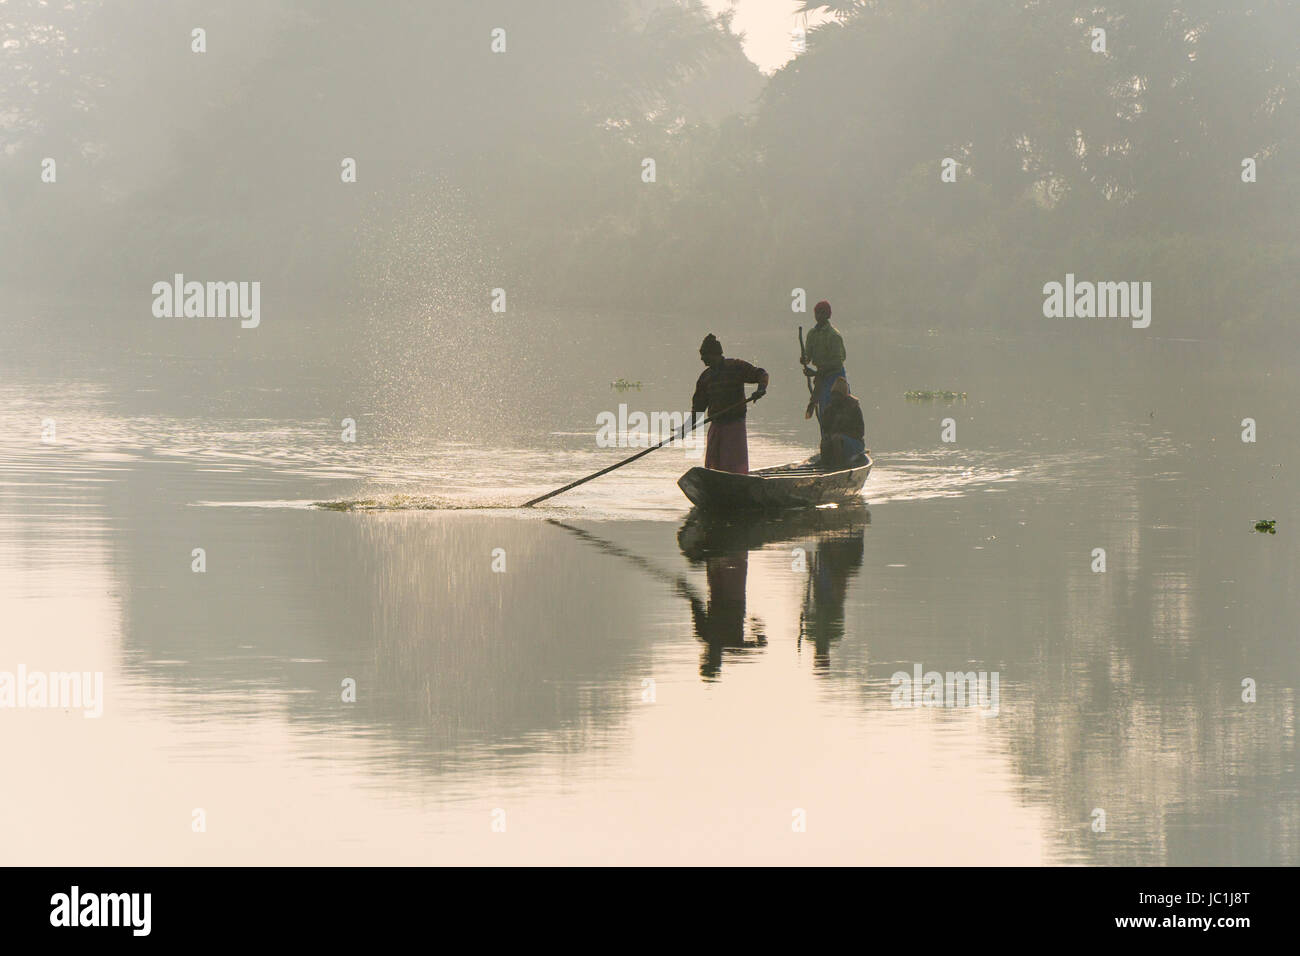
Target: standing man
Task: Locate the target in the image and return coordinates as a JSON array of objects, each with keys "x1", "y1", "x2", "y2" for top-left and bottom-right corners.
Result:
[
  {"x1": 802, "y1": 300, "x2": 848, "y2": 423},
  {"x1": 691, "y1": 333, "x2": 768, "y2": 475}
]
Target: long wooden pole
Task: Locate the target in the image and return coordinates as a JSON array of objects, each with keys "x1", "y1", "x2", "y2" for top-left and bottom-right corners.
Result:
[
  {"x1": 521, "y1": 394, "x2": 757, "y2": 508},
  {"x1": 799, "y1": 326, "x2": 820, "y2": 425}
]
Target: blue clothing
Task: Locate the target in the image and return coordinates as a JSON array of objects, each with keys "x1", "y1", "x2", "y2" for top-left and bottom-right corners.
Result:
[{"x1": 812, "y1": 368, "x2": 848, "y2": 415}]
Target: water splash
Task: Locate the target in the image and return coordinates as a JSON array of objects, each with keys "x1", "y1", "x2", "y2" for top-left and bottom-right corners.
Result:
[{"x1": 313, "y1": 494, "x2": 522, "y2": 512}]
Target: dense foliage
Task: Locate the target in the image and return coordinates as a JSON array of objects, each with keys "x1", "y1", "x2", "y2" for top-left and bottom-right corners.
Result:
[{"x1": 2, "y1": 0, "x2": 1295, "y2": 337}]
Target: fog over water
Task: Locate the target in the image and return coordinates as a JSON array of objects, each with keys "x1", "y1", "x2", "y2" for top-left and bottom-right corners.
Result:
[{"x1": 1, "y1": 1, "x2": 1297, "y2": 865}]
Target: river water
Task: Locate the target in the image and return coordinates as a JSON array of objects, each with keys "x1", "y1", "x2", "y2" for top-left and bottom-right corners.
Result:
[{"x1": 1, "y1": 303, "x2": 1296, "y2": 864}]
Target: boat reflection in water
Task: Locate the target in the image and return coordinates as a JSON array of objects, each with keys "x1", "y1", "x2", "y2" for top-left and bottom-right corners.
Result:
[
  {"x1": 549, "y1": 504, "x2": 869, "y2": 680},
  {"x1": 677, "y1": 504, "x2": 868, "y2": 678}
]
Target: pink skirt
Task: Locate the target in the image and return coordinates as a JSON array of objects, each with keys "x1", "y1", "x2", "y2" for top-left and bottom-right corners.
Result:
[{"x1": 705, "y1": 418, "x2": 749, "y2": 474}]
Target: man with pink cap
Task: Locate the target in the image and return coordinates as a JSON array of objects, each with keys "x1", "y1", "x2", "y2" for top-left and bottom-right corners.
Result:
[{"x1": 801, "y1": 299, "x2": 849, "y2": 423}]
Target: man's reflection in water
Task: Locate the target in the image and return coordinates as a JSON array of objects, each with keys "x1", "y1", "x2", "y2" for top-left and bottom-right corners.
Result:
[
  {"x1": 678, "y1": 507, "x2": 866, "y2": 679},
  {"x1": 683, "y1": 549, "x2": 766, "y2": 680},
  {"x1": 800, "y1": 529, "x2": 865, "y2": 670}
]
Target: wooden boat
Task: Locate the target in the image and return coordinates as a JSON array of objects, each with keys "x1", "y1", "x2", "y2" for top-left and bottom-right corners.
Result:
[
  {"x1": 677, "y1": 453, "x2": 872, "y2": 511},
  {"x1": 677, "y1": 501, "x2": 869, "y2": 559}
]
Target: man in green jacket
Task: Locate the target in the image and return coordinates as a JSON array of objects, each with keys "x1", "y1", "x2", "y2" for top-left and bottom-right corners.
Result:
[{"x1": 802, "y1": 300, "x2": 848, "y2": 423}]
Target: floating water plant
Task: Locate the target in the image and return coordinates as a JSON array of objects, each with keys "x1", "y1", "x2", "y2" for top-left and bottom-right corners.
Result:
[
  {"x1": 905, "y1": 389, "x2": 967, "y2": 402},
  {"x1": 316, "y1": 499, "x2": 363, "y2": 511},
  {"x1": 315, "y1": 496, "x2": 410, "y2": 511},
  {"x1": 611, "y1": 379, "x2": 643, "y2": 392},
  {"x1": 1253, "y1": 519, "x2": 1277, "y2": 534},
  {"x1": 315, "y1": 498, "x2": 379, "y2": 511}
]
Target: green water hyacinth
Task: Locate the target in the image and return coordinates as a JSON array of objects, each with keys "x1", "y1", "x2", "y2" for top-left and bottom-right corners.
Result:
[
  {"x1": 905, "y1": 389, "x2": 967, "y2": 402},
  {"x1": 315, "y1": 499, "x2": 378, "y2": 511},
  {"x1": 1253, "y1": 519, "x2": 1277, "y2": 534},
  {"x1": 611, "y1": 379, "x2": 643, "y2": 392}
]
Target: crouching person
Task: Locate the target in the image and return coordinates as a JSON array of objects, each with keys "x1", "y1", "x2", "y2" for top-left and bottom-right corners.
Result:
[{"x1": 819, "y1": 378, "x2": 865, "y2": 469}]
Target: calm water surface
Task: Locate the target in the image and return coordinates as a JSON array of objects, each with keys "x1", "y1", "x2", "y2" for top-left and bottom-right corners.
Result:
[{"x1": 1, "y1": 307, "x2": 1296, "y2": 864}]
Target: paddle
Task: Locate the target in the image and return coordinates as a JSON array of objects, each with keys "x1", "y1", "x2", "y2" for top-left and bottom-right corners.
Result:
[
  {"x1": 799, "y1": 326, "x2": 820, "y2": 424},
  {"x1": 521, "y1": 393, "x2": 759, "y2": 508},
  {"x1": 546, "y1": 518, "x2": 703, "y2": 605}
]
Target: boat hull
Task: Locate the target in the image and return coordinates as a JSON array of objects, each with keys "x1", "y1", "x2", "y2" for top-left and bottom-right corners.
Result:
[{"x1": 677, "y1": 454, "x2": 872, "y2": 511}]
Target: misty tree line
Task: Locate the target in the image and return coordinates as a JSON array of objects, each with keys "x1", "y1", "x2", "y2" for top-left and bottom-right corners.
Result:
[{"x1": 2, "y1": 0, "x2": 1295, "y2": 337}]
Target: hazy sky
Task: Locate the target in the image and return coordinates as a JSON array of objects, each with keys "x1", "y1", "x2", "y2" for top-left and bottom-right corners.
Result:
[{"x1": 703, "y1": 0, "x2": 833, "y2": 72}]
